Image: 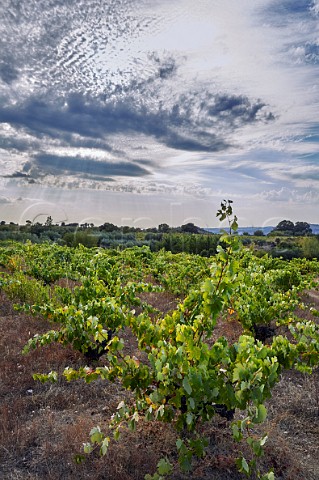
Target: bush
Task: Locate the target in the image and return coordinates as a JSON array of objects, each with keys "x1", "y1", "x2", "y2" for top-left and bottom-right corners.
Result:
[
  {"x1": 63, "y1": 232, "x2": 98, "y2": 248},
  {"x1": 301, "y1": 237, "x2": 319, "y2": 259}
]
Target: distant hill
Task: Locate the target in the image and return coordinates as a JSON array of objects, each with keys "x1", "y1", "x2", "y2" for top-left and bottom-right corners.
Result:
[
  {"x1": 310, "y1": 224, "x2": 319, "y2": 234},
  {"x1": 205, "y1": 224, "x2": 319, "y2": 235}
]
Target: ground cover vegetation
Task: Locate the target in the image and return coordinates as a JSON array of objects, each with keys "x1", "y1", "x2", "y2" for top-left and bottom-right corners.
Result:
[{"x1": 0, "y1": 201, "x2": 319, "y2": 479}]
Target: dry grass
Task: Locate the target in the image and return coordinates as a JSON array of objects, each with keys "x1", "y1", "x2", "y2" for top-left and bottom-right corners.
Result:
[{"x1": 0, "y1": 287, "x2": 319, "y2": 480}]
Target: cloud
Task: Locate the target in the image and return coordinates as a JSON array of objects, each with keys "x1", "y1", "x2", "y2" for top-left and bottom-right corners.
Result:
[
  {"x1": 3, "y1": 171, "x2": 30, "y2": 178},
  {"x1": 289, "y1": 41, "x2": 319, "y2": 65},
  {"x1": 261, "y1": 0, "x2": 319, "y2": 70},
  {"x1": 0, "y1": 87, "x2": 275, "y2": 158},
  {"x1": 0, "y1": 0, "x2": 276, "y2": 163},
  {"x1": 311, "y1": 0, "x2": 319, "y2": 16},
  {"x1": 262, "y1": 0, "x2": 312, "y2": 24},
  {"x1": 259, "y1": 187, "x2": 297, "y2": 202},
  {"x1": 0, "y1": 195, "x2": 12, "y2": 204},
  {"x1": 0, "y1": 61, "x2": 19, "y2": 84},
  {"x1": 258, "y1": 186, "x2": 319, "y2": 204},
  {"x1": 31, "y1": 153, "x2": 151, "y2": 178},
  {"x1": 206, "y1": 94, "x2": 275, "y2": 126},
  {"x1": 147, "y1": 52, "x2": 179, "y2": 80},
  {"x1": 0, "y1": 0, "x2": 319, "y2": 226}
]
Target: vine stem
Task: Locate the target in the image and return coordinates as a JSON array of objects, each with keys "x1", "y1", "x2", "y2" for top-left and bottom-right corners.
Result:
[{"x1": 195, "y1": 214, "x2": 234, "y2": 345}]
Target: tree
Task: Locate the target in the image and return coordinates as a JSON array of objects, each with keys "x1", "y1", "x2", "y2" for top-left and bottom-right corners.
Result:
[
  {"x1": 274, "y1": 220, "x2": 294, "y2": 233},
  {"x1": 294, "y1": 221, "x2": 312, "y2": 236},
  {"x1": 254, "y1": 230, "x2": 264, "y2": 236},
  {"x1": 273, "y1": 220, "x2": 312, "y2": 236},
  {"x1": 181, "y1": 223, "x2": 200, "y2": 234},
  {"x1": 158, "y1": 223, "x2": 170, "y2": 233},
  {"x1": 272, "y1": 220, "x2": 294, "y2": 236},
  {"x1": 45, "y1": 216, "x2": 53, "y2": 227}
]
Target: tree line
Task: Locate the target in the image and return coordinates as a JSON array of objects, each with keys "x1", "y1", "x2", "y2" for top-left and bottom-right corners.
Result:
[{"x1": 0, "y1": 217, "x2": 318, "y2": 258}]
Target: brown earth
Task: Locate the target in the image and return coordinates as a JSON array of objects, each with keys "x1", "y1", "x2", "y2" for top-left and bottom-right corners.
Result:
[{"x1": 0, "y1": 288, "x2": 318, "y2": 480}]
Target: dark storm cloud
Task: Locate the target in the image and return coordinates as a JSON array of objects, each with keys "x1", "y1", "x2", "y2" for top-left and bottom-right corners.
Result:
[
  {"x1": 32, "y1": 153, "x2": 151, "y2": 178},
  {"x1": 164, "y1": 134, "x2": 224, "y2": 152},
  {"x1": 0, "y1": 88, "x2": 274, "y2": 154},
  {"x1": 63, "y1": 135, "x2": 125, "y2": 157},
  {"x1": 206, "y1": 94, "x2": 275, "y2": 125},
  {"x1": 0, "y1": 135, "x2": 39, "y2": 152}
]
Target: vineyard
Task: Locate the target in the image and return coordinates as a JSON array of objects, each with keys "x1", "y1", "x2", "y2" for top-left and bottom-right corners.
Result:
[{"x1": 0, "y1": 202, "x2": 319, "y2": 479}]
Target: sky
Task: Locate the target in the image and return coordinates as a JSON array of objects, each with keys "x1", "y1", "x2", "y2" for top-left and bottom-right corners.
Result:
[{"x1": 1, "y1": 0, "x2": 319, "y2": 228}]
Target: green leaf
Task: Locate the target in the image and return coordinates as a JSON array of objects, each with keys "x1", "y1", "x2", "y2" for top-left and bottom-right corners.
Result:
[
  {"x1": 232, "y1": 422, "x2": 243, "y2": 442},
  {"x1": 128, "y1": 419, "x2": 136, "y2": 431},
  {"x1": 231, "y1": 218, "x2": 238, "y2": 232},
  {"x1": 255, "y1": 404, "x2": 267, "y2": 424},
  {"x1": 74, "y1": 454, "x2": 85, "y2": 464},
  {"x1": 83, "y1": 442, "x2": 93, "y2": 454},
  {"x1": 176, "y1": 438, "x2": 183, "y2": 450},
  {"x1": 189, "y1": 437, "x2": 208, "y2": 457},
  {"x1": 183, "y1": 377, "x2": 192, "y2": 395},
  {"x1": 90, "y1": 426, "x2": 103, "y2": 443},
  {"x1": 157, "y1": 458, "x2": 173, "y2": 475},
  {"x1": 233, "y1": 364, "x2": 246, "y2": 382},
  {"x1": 100, "y1": 437, "x2": 110, "y2": 456},
  {"x1": 236, "y1": 456, "x2": 250, "y2": 475},
  {"x1": 179, "y1": 455, "x2": 192, "y2": 472},
  {"x1": 186, "y1": 412, "x2": 193, "y2": 425},
  {"x1": 247, "y1": 437, "x2": 263, "y2": 457},
  {"x1": 260, "y1": 472, "x2": 275, "y2": 480},
  {"x1": 145, "y1": 474, "x2": 160, "y2": 480}
]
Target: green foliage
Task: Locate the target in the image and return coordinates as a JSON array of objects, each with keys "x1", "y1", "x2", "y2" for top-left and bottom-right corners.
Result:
[
  {"x1": 1, "y1": 200, "x2": 319, "y2": 479},
  {"x1": 22, "y1": 273, "x2": 159, "y2": 359},
  {"x1": 63, "y1": 231, "x2": 99, "y2": 248},
  {"x1": 301, "y1": 236, "x2": 319, "y2": 259},
  {"x1": 272, "y1": 220, "x2": 312, "y2": 236},
  {"x1": 229, "y1": 253, "x2": 314, "y2": 333},
  {"x1": 0, "y1": 271, "x2": 50, "y2": 304},
  {"x1": 145, "y1": 458, "x2": 173, "y2": 479},
  {"x1": 149, "y1": 250, "x2": 209, "y2": 296},
  {"x1": 153, "y1": 232, "x2": 219, "y2": 257}
]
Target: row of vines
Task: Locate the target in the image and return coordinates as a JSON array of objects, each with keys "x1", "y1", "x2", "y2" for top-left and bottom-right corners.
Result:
[{"x1": 0, "y1": 201, "x2": 319, "y2": 479}]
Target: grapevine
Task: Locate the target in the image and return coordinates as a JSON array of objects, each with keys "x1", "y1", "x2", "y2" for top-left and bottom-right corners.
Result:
[{"x1": 0, "y1": 200, "x2": 318, "y2": 479}]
